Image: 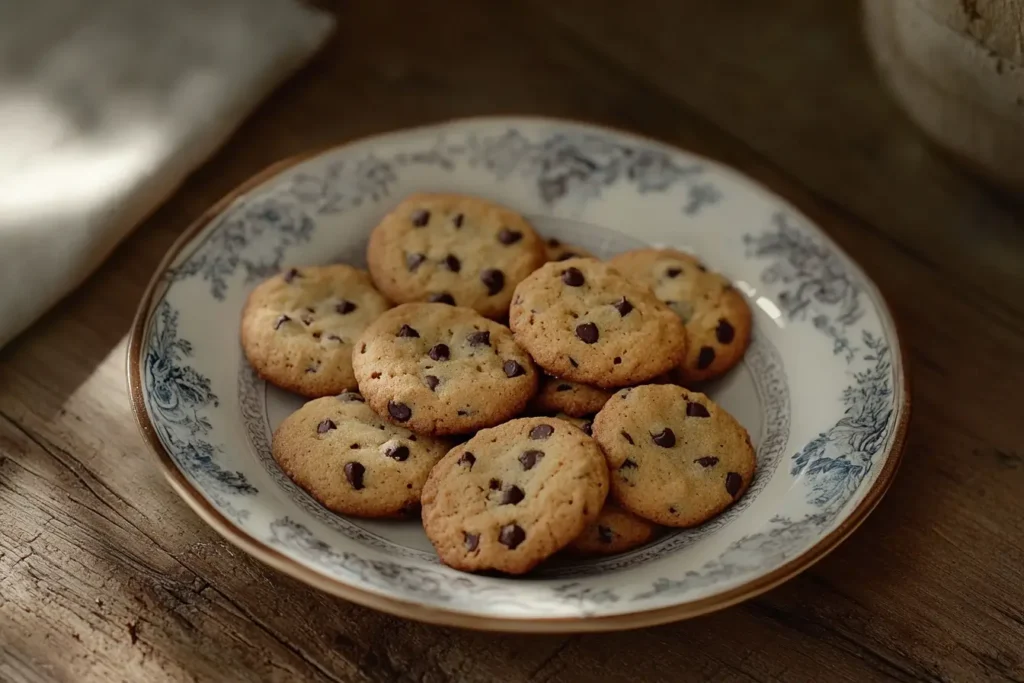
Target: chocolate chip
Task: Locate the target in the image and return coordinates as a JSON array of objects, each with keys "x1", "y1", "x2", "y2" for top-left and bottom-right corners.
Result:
[
  {"x1": 500, "y1": 485, "x2": 525, "y2": 505},
  {"x1": 360, "y1": 343, "x2": 367, "y2": 353},
  {"x1": 273, "y1": 315, "x2": 291, "y2": 330},
  {"x1": 350, "y1": 443, "x2": 359, "y2": 449},
  {"x1": 336, "y1": 300, "x2": 357, "y2": 315},
  {"x1": 317, "y1": 419, "x2": 336, "y2": 434},
  {"x1": 411, "y1": 209, "x2": 430, "y2": 226},
  {"x1": 339, "y1": 392, "x2": 364, "y2": 402},
  {"x1": 428, "y1": 292, "x2": 455, "y2": 305},
  {"x1": 397, "y1": 324, "x2": 420, "y2": 338},
  {"x1": 428, "y1": 344, "x2": 450, "y2": 361},
  {"x1": 519, "y1": 449, "x2": 544, "y2": 470},
  {"x1": 669, "y1": 506, "x2": 677, "y2": 514},
  {"x1": 406, "y1": 252, "x2": 426, "y2": 271},
  {"x1": 612, "y1": 297, "x2": 633, "y2": 316},
  {"x1": 480, "y1": 269, "x2": 505, "y2": 296},
  {"x1": 497, "y1": 228, "x2": 522, "y2": 244},
  {"x1": 561, "y1": 267, "x2": 585, "y2": 287},
  {"x1": 312, "y1": 332, "x2": 322, "y2": 339},
  {"x1": 686, "y1": 401, "x2": 710, "y2": 418},
  {"x1": 725, "y1": 472, "x2": 743, "y2": 497},
  {"x1": 697, "y1": 346, "x2": 716, "y2": 369},
  {"x1": 424, "y1": 375, "x2": 440, "y2": 391},
  {"x1": 621, "y1": 458, "x2": 638, "y2": 469},
  {"x1": 503, "y1": 360, "x2": 525, "y2": 378},
  {"x1": 385, "y1": 445, "x2": 410, "y2": 461},
  {"x1": 716, "y1": 319, "x2": 735, "y2": 344},
  {"x1": 575, "y1": 322, "x2": 599, "y2": 344},
  {"x1": 408, "y1": 434, "x2": 417, "y2": 441},
  {"x1": 467, "y1": 330, "x2": 490, "y2": 347},
  {"x1": 547, "y1": 238, "x2": 561, "y2": 247},
  {"x1": 651, "y1": 428, "x2": 676, "y2": 448},
  {"x1": 580, "y1": 420, "x2": 593, "y2": 436},
  {"x1": 498, "y1": 524, "x2": 526, "y2": 549},
  {"x1": 283, "y1": 268, "x2": 300, "y2": 283},
  {"x1": 457, "y1": 410, "x2": 469, "y2": 416},
  {"x1": 556, "y1": 383, "x2": 572, "y2": 392},
  {"x1": 613, "y1": 357, "x2": 622, "y2": 365},
  {"x1": 529, "y1": 424, "x2": 554, "y2": 440},
  {"x1": 458, "y1": 452, "x2": 476, "y2": 468},
  {"x1": 464, "y1": 532, "x2": 479, "y2": 551},
  {"x1": 695, "y1": 456, "x2": 719, "y2": 468},
  {"x1": 453, "y1": 213, "x2": 464, "y2": 228},
  {"x1": 443, "y1": 254, "x2": 461, "y2": 272},
  {"x1": 489, "y1": 478, "x2": 502, "y2": 490},
  {"x1": 621, "y1": 431, "x2": 634, "y2": 445},
  {"x1": 344, "y1": 462, "x2": 365, "y2": 490},
  {"x1": 388, "y1": 401, "x2": 412, "y2": 422},
  {"x1": 666, "y1": 267, "x2": 682, "y2": 278},
  {"x1": 597, "y1": 526, "x2": 613, "y2": 544},
  {"x1": 569, "y1": 357, "x2": 579, "y2": 368},
  {"x1": 555, "y1": 252, "x2": 578, "y2": 261}
]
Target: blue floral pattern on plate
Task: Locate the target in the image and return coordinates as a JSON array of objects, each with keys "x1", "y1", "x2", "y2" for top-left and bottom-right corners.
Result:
[{"x1": 135, "y1": 118, "x2": 905, "y2": 624}]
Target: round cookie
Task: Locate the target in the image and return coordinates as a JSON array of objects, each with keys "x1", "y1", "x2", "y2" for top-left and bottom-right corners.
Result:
[
  {"x1": 529, "y1": 375, "x2": 613, "y2": 417},
  {"x1": 509, "y1": 258, "x2": 688, "y2": 388},
  {"x1": 608, "y1": 248, "x2": 751, "y2": 383},
  {"x1": 421, "y1": 417, "x2": 609, "y2": 574},
  {"x1": 272, "y1": 392, "x2": 449, "y2": 517},
  {"x1": 567, "y1": 502, "x2": 658, "y2": 555},
  {"x1": 241, "y1": 265, "x2": 392, "y2": 397},
  {"x1": 544, "y1": 237, "x2": 595, "y2": 262},
  {"x1": 591, "y1": 384, "x2": 755, "y2": 527},
  {"x1": 367, "y1": 193, "x2": 547, "y2": 319},
  {"x1": 352, "y1": 303, "x2": 539, "y2": 435}
]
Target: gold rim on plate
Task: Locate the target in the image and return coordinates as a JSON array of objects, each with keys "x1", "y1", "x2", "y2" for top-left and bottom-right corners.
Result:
[{"x1": 126, "y1": 117, "x2": 911, "y2": 633}]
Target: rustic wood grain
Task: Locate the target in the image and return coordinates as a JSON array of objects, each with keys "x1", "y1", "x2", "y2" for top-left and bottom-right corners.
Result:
[{"x1": 2, "y1": 1, "x2": 1022, "y2": 681}]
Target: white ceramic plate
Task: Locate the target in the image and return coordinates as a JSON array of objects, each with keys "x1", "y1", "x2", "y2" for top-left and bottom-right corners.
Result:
[{"x1": 128, "y1": 117, "x2": 909, "y2": 632}]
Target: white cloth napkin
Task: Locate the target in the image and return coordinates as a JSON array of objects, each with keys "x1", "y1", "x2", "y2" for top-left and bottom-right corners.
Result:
[{"x1": 0, "y1": 0, "x2": 334, "y2": 349}]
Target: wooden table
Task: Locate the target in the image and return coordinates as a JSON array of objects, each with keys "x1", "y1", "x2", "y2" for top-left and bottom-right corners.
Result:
[{"x1": 3, "y1": 3, "x2": 1022, "y2": 681}]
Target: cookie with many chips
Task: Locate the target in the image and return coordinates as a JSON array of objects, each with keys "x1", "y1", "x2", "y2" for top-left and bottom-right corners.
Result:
[
  {"x1": 509, "y1": 258, "x2": 687, "y2": 388},
  {"x1": 272, "y1": 392, "x2": 449, "y2": 518},
  {"x1": 592, "y1": 384, "x2": 755, "y2": 527},
  {"x1": 608, "y1": 248, "x2": 751, "y2": 383},
  {"x1": 421, "y1": 417, "x2": 609, "y2": 574},
  {"x1": 367, "y1": 193, "x2": 547, "y2": 319},
  {"x1": 241, "y1": 265, "x2": 391, "y2": 397},
  {"x1": 352, "y1": 303, "x2": 539, "y2": 435}
]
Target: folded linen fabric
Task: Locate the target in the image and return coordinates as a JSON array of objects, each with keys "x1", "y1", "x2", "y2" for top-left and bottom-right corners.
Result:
[{"x1": 0, "y1": 0, "x2": 334, "y2": 348}]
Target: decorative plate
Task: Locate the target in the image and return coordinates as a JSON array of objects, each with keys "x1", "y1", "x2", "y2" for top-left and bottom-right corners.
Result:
[{"x1": 128, "y1": 117, "x2": 909, "y2": 632}]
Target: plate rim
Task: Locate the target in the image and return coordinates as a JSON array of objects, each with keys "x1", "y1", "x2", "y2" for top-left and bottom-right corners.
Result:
[{"x1": 126, "y1": 115, "x2": 911, "y2": 633}]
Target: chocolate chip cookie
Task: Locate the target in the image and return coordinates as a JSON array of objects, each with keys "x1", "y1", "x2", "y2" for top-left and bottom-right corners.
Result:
[
  {"x1": 509, "y1": 258, "x2": 688, "y2": 388},
  {"x1": 592, "y1": 384, "x2": 755, "y2": 527},
  {"x1": 608, "y1": 248, "x2": 751, "y2": 383},
  {"x1": 421, "y1": 417, "x2": 609, "y2": 574},
  {"x1": 241, "y1": 265, "x2": 392, "y2": 397},
  {"x1": 366, "y1": 193, "x2": 547, "y2": 319},
  {"x1": 352, "y1": 303, "x2": 539, "y2": 435},
  {"x1": 544, "y1": 237, "x2": 595, "y2": 262},
  {"x1": 529, "y1": 375, "x2": 613, "y2": 417},
  {"x1": 272, "y1": 392, "x2": 449, "y2": 518},
  {"x1": 567, "y1": 502, "x2": 658, "y2": 555}
]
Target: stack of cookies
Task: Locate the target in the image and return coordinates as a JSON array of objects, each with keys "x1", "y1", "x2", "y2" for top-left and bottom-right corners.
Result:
[{"x1": 245, "y1": 192, "x2": 755, "y2": 575}]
